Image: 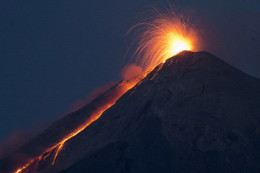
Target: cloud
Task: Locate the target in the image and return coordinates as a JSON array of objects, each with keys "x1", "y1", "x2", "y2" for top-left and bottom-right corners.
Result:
[
  {"x1": 121, "y1": 64, "x2": 143, "y2": 80},
  {"x1": 0, "y1": 131, "x2": 32, "y2": 159}
]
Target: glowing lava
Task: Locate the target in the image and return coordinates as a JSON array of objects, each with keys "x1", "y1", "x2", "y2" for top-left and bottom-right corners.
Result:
[
  {"x1": 129, "y1": 10, "x2": 198, "y2": 71},
  {"x1": 14, "y1": 74, "x2": 147, "y2": 173},
  {"x1": 170, "y1": 38, "x2": 191, "y2": 56}
]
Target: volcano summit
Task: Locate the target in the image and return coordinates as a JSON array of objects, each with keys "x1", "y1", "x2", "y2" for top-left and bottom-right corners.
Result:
[{"x1": 1, "y1": 51, "x2": 260, "y2": 173}]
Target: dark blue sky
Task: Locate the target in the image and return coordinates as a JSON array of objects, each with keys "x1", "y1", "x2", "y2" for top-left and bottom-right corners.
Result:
[{"x1": 1, "y1": 0, "x2": 260, "y2": 142}]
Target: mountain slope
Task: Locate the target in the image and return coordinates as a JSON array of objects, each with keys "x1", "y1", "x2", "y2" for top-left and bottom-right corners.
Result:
[
  {"x1": 59, "y1": 51, "x2": 260, "y2": 173},
  {"x1": 2, "y1": 51, "x2": 260, "y2": 173}
]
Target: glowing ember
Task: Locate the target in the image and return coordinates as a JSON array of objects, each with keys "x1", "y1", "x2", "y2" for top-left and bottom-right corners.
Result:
[{"x1": 129, "y1": 10, "x2": 198, "y2": 71}]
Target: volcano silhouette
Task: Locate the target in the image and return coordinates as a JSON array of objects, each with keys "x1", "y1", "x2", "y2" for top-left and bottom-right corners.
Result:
[{"x1": 1, "y1": 51, "x2": 260, "y2": 173}]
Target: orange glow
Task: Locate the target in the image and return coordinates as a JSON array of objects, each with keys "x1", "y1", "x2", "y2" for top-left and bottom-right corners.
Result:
[
  {"x1": 14, "y1": 156, "x2": 42, "y2": 173},
  {"x1": 129, "y1": 10, "x2": 198, "y2": 71},
  {"x1": 14, "y1": 74, "x2": 147, "y2": 173},
  {"x1": 170, "y1": 38, "x2": 191, "y2": 56}
]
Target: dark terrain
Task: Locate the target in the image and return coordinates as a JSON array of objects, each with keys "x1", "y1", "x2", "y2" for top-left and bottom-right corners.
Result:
[{"x1": 2, "y1": 51, "x2": 260, "y2": 173}]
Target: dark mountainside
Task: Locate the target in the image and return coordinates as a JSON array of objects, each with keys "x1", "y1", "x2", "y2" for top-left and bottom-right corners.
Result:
[{"x1": 2, "y1": 51, "x2": 260, "y2": 173}]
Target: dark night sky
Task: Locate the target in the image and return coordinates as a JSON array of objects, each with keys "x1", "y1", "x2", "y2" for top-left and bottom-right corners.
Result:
[{"x1": 0, "y1": 0, "x2": 259, "y2": 142}]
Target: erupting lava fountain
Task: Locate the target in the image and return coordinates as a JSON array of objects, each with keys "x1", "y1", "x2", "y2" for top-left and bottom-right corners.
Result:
[{"x1": 128, "y1": 10, "x2": 200, "y2": 71}]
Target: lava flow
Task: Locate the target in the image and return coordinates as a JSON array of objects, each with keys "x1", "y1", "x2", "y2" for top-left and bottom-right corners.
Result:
[
  {"x1": 14, "y1": 75, "x2": 146, "y2": 173},
  {"x1": 14, "y1": 9, "x2": 198, "y2": 173}
]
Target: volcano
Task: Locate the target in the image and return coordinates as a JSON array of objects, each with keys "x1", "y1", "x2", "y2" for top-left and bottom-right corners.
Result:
[{"x1": 1, "y1": 51, "x2": 260, "y2": 173}]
